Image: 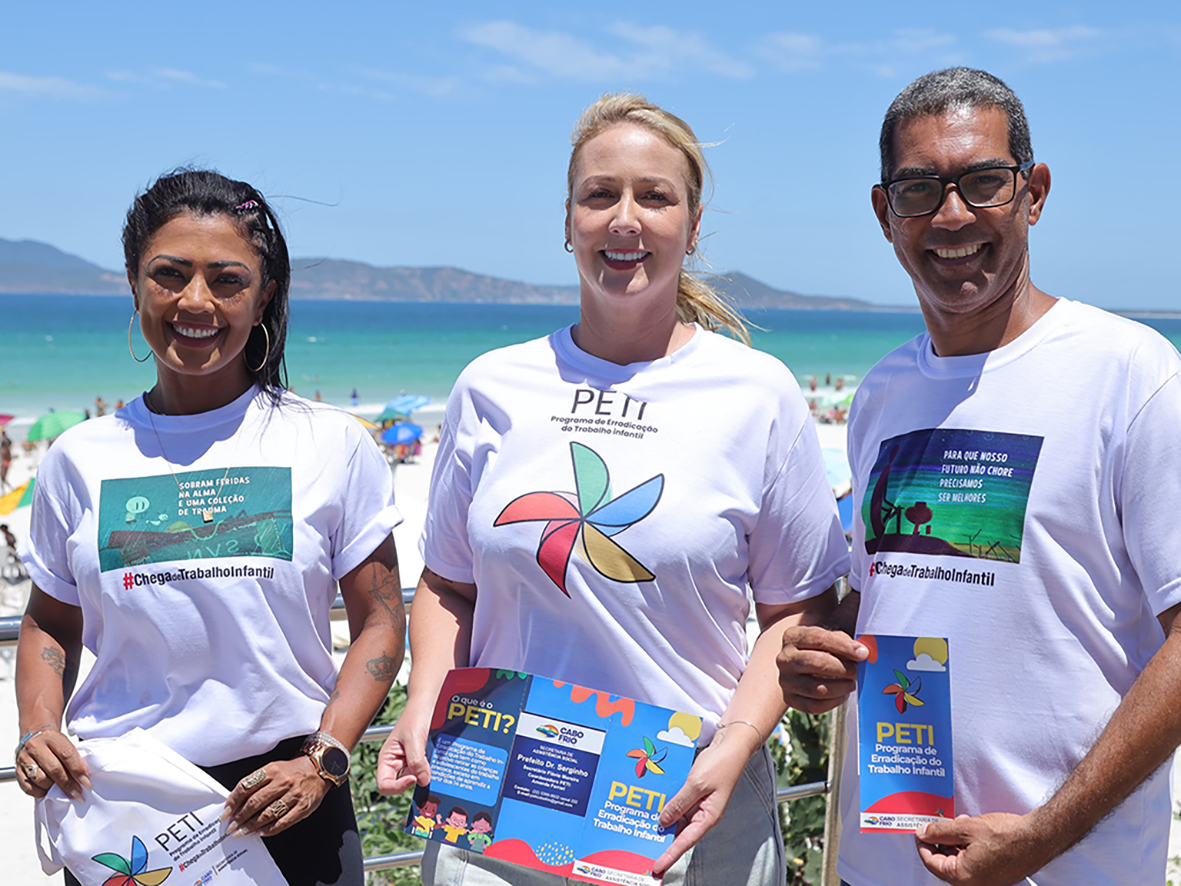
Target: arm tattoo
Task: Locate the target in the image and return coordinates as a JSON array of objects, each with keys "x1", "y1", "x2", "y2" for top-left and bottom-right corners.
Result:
[
  {"x1": 41, "y1": 646, "x2": 66, "y2": 678},
  {"x1": 325, "y1": 687, "x2": 341, "y2": 709},
  {"x1": 366, "y1": 652, "x2": 398, "y2": 682},
  {"x1": 368, "y1": 567, "x2": 405, "y2": 624}
]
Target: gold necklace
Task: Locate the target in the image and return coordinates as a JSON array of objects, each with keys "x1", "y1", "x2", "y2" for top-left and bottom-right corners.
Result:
[{"x1": 144, "y1": 390, "x2": 234, "y2": 525}]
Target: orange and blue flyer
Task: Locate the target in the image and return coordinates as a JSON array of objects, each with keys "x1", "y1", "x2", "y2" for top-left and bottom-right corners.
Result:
[
  {"x1": 856, "y1": 634, "x2": 954, "y2": 833},
  {"x1": 405, "y1": 668, "x2": 701, "y2": 885}
]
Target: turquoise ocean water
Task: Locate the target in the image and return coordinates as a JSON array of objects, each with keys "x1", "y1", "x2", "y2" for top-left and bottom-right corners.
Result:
[{"x1": 4, "y1": 294, "x2": 1180, "y2": 425}]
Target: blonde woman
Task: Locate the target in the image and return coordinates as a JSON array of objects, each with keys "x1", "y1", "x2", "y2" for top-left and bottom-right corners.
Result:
[{"x1": 378, "y1": 95, "x2": 848, "y2": 885}]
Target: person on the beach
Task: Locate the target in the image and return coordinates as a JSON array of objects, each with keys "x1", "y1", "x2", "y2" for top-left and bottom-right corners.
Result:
[
  {"x1": 778, "y1": 68, "x2": 1181, "y2": 886},
  {"x1": 376, "y1": 93, "x2": 849, "y2": 886},
  {"x1": 14, "y1": 169, "x2": 406, "y2": 886},
  {"x1": 0, "y1": 428, "x2": 12, "y2": 491}
]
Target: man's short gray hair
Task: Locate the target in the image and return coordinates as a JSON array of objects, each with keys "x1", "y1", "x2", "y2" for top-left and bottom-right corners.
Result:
[{"x1": 880, "y1": 67, "x2": 1033, "y2": 182}]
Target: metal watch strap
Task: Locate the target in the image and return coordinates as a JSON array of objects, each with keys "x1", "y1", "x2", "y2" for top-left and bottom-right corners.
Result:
[
  {"x1": 301, "y1": 731, "x2": 350, "y2": 786},
  {"x1": 303, "y1": 730, "x2": 348, "y2": 755}
]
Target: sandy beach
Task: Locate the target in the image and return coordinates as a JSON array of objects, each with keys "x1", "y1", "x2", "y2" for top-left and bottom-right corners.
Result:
[{"x1": 2, "y1": 419, "x2": 1179, "y2": 883}]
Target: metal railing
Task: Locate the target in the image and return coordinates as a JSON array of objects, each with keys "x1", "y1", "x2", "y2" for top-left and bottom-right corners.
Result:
[{"x1": 0, "y1": 588, "x2": 847, "y2": 881}]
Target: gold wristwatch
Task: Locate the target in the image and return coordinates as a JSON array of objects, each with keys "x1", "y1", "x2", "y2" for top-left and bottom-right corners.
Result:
[{"x1": 301, "y1": 731, "x2": 351, "y2": 787}]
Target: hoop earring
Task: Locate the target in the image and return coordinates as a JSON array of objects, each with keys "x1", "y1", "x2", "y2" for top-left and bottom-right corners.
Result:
[
  {"x1": 247, "y1": 323, "x2": 271, "y2": 373},
  {"x1": 128, "y1": 311, "x2": 152, "y2": 363},
  {"x1": 564, "y1": 240, "x2": 574, "y2": 253}
]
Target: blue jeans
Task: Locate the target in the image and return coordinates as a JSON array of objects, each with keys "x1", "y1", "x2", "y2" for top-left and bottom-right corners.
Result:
[{"x1": 423, "y1": 745, "x2": 785, "y2": 886}]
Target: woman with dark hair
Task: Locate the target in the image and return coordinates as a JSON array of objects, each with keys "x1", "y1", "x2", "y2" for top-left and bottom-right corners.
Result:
[
  {"x1": 14, "y1": 169, "x2": 404, "y2": 886},
  {"x1": 377, "y1": 95, "x2": 848, "y2": 885}
]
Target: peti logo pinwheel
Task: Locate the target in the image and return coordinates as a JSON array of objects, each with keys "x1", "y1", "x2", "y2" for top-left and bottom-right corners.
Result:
[
  {"x1": 494, "y1": 442, "x2": 663, "y2": 595},
  {"x1": 626, "y1": 736, "x2": 668, "y2": 778},
  {"x1": 92, "y1": 835, "x2": 172, "y2": 886},
  {"x1": 883, "y1": 669, "x2": 925, "y2": 714}
]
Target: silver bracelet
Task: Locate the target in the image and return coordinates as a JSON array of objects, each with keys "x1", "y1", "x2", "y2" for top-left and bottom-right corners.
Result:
[
  {"x1": 14, "y1": 729, "x2": 44, "y2": 762},
  {"x1": 717, "y1": 719, "x2": 765, "y2": 744}
]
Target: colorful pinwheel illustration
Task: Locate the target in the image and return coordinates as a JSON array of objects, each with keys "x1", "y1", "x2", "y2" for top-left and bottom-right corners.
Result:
[
  {"x1": 92, "y1": 835, "x2": 172, "y2": 886},
  {"x1": 626, "y1": 736, "x2": 668, "y2": 778},
  {"x1": 883, "y1": 669, "x2": 924, "y2": 714},
  {"x1": 494, "y1": 442, "x2": 663, "y2": 596}
]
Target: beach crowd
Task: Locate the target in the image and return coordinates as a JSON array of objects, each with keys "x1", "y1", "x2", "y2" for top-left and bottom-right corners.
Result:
[{"x1": 6, "y1": 67, "x2": 1181, "y2": 886}]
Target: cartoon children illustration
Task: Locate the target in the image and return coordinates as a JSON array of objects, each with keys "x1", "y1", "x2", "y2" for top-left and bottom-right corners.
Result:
[
  {"x1": 466, "y1": 811, "x2": 494, "y2": 853},
  {"x1": 410, "y1": 795, "x2": 441, "y2": 838},
  {"x1": 438, "y1": 806, "x2": 470, "y2": 844}
]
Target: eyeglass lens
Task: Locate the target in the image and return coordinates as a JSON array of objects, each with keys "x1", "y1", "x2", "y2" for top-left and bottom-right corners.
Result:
[{"x1": 888, "y1": 168, "x2": 1018, "y2": 217}]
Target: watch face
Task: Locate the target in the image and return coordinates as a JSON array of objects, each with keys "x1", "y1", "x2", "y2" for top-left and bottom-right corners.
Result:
[{"x1": 322, "y1": 747, "x2": 350, "y2": 778}]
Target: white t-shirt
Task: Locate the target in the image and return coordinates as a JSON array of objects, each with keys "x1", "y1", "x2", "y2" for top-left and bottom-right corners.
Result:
[
  {"x1": 422, "y1": 325, "x2": 849, "y2": 734},
  {"x1": 23, "y1": 387, "x2": 401, "y2": 766},
  {"x1": 837, "y1": 300, "x2": 1181, "y2": 886}
]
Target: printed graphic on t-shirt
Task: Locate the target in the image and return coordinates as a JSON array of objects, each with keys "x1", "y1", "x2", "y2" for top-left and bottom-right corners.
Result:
[
  {"x1": 493, "y1": 442, "x2": 663, "y2": 596},
  {"x1": 97, "y1": 467, "x2": 293, "y2": 571},
  {"x1": 863, "y1": 429, "x2": 1042, "y2": 563},
  {"x1": 549, "y1": 388, "x2": 659, "y2": 442}
]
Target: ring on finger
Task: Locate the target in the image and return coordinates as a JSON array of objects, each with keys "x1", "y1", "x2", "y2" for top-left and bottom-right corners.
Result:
[
  {"x1": 23, "y1": 762, "x2": 41, "y2": 780},
  {"x1": 241, "y1": 768, "x2": 268, "y2": 790},
  {"x1": 266, "y1": 799, "x2": 289, "y2": 819}
]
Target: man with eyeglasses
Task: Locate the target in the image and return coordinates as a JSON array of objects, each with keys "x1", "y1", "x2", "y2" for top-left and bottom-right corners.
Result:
[{"x1": 778, "y1": 68, "x2": 1181, "y2": 885}]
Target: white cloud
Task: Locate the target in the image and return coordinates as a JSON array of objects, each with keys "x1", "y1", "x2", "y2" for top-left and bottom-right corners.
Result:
[
  {"x1": 462, "y1": 20, "x2": 630, "y2": 81},
  {"x1": 608, "y1": 22, "x2": 755, "y2": 79},
  {"x1": 985, "y1": 25, "x2": 1103, "y2": 63},
  {"x1": 0, "y1": 71, "x2": 103, "y2": 99},
  {"x1": 354, "y1": 68, "x2": 460, "y2": 99},
  {"x1": 759, "y1": 32, "x2": 826, "y2": 72},
  {"x1": 906, "y1": 653, "x2": 946, "y2": 673},
  {"x1": 657, "y1": 726, "x2": 696, "y2": 747},
  {"x1": 460, "y1": 20, "x2": 752, "y2": 82},
  {"x1": 890, "y1": 28, "x2": 957, "y2": 55},
  {"x1": 105, "y1": 69, "x2": 227, "y2": 89},
  {"x1": 152, "y1": 68, "x2": 227, "y2": 89},
  {"x1": 759, "y1": 28, "x2": 961, "y2": 78}
]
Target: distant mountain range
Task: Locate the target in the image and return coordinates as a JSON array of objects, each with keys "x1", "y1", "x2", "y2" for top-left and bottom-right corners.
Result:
[
  {"x1": 0, "y1": 238, "x2": 128, "y2": 294},
  {"x1": 0, "y1": 236, "x2": 881, "y2": 310}
]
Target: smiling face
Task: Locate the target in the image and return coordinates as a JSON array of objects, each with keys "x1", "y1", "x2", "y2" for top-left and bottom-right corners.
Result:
[
  {"x1": 130, "y1": 212, "x2": 274, "y2": 402},
  {"x1": 872, "y1": 106, "x2": 1048, "y2": 327},
  {"x1": 566, "y1": 123, "x2": 700, "y2": 313}
]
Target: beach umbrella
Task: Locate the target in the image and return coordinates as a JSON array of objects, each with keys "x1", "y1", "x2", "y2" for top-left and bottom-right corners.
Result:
[
  {"x1": 26, "y1": 410, "x2": 86, "y2": 442},
  {"x1": 0, "y1": 478, "x2": 34, "y2": 516},
  {"x1": 381, "y1": 423, "x2": 424, "y2": 445},
  {"x1": 351, "y1": 414, "x2": 379, "y2": 430},
  {"x1": 377, "y1": 394, "x2": 431, "y2": 421},
  {"x1": 0, "y1": 414, "x2": 13, "y2": 429}
]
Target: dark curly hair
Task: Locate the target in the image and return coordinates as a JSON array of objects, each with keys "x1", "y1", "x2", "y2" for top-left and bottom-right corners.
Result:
[{"x1": 122, "y1": 168, "x2": 290, "y2": 400}]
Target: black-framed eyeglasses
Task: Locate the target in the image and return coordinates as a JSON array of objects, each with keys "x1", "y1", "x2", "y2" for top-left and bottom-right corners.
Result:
[{"x1": 881, "y1": 161, "x2": 1035, "y2": 218}]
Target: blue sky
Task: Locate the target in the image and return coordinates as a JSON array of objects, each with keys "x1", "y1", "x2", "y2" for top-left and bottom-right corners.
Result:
[{"x1": 2, "y1": 2, "x2": 1179, "y2": 308}]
